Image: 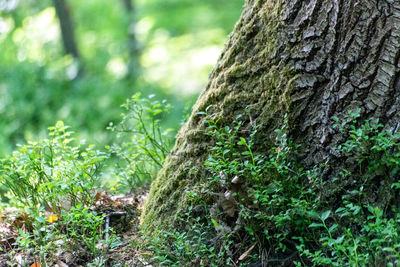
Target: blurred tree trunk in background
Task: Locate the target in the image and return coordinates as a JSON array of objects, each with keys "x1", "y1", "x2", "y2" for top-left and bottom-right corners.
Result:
[
  {"x1": 53, "y1": 0, "x2": 82, "y2": 76},
  {"x1": 142, "y1": 0, "x2": 400, "y2": 233},
  {"x1": 122, "y1": 0, "x2": 140, "y2": 80}
]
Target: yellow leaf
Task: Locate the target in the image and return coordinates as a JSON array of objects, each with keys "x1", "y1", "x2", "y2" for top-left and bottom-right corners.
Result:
[{"x1": 47, "y1": 215, "x2": 58, "y2": 223}]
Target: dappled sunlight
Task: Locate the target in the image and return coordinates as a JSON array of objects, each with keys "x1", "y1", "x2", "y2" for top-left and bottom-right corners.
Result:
[
  {"x1": 0, "y1": 17, "x2": 13, "y2": 41},
  {"x1": 135, "y1": 16, "x2": 154, "y2": 42},
  {"x1": 106, "y1": 57, "x2": 128, "y2": 79},
  {"x1": 142, "y1": 28, "x2": 227, "y2": 95},
  {"x1": 0, "y1": 0, "x2": 18, "y2": 12},
  {"x1": 12, "y1": 7, "x2": 59, "y2": 62}
]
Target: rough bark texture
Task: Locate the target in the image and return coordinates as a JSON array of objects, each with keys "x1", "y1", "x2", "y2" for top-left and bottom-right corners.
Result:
[{"x1": 142, "y1": 0, "x2": 400, "y2": 232}]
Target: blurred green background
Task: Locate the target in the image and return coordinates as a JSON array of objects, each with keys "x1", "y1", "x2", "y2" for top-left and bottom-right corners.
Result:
[{"x1": 0, "y1": 0, "x2": 243, "y2": 156}]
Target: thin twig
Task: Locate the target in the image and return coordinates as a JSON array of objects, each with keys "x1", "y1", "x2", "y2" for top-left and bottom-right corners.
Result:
[{"x1": 104, "y1": 211, "x2": 127, "y2": 242}]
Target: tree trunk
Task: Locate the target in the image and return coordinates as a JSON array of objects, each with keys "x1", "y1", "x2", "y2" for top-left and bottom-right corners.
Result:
[
  {"x1": 53, "y1": 0, "x2": 80, "y2": 60},
  {"x1": 142, "y1": 0, "x2": 400, "y2": 235},
  {"x1": 121, "y1": 0, "x2": 140, "y2": 80}
]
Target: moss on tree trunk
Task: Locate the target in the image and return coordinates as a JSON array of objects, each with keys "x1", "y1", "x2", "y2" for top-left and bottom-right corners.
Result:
[{"x1": 142, "y1": 0, "x2": 400, "y2": 234}]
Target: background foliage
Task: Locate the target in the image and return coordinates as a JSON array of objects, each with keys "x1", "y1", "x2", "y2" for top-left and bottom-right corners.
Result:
[{"x1": 0, "y1": 0, "x2": 243, "y2": 156}]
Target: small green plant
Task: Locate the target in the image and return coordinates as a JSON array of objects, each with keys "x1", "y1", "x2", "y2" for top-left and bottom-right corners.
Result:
[
  {"x1": 62, "y1": 205, "x2": 120, "y2": 262},
  {"x1": 295, "y1": 205, "x2": 400, "y2": 266},
  {"x1": 0, "y1": 121, "x2": 107, "y2": 211},
  {"x1": 14, "y1": 207, "x2": 62, "y2": 267},
  {"x1": 11, "y1": 204, "x2": 119, "y2": 266},
  {"x1": 107, "y1": 93, "x2": 175, "y2": 191},
  {"x1": 205, "y1": 116, "x2": 317, "y2": 256},
  {"x1": 203, "y1": 115, "x2": 262, "y2": 184},
  {"x1": 334, "y1": 109, "x2": 400, "y2": 182},
  {"x1": 0, "y1": 122, "x2": 116, "y2": 265},
  {"x1": 144, "y1": 211, "x2": 232, "y2": 267},
  {"x1": 294, "y1": 112, "x2": 400, "y2": 266}
]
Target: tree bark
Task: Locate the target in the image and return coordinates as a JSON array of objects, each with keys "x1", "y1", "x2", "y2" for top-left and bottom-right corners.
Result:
[
  {"x1": 53, "y1": 0, "x2": 80, "y2": 60},
  {"x1": 142, "y1": 0, "x2": 400, "y2": 233},
  {"x1": 121, "y1": 0, "x2": 140, "y2": 80}
]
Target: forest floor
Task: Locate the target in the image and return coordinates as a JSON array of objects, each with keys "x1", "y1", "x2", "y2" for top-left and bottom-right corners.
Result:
[{"x1": 0, "y1": 187, "x2": 151, "y2": 267}]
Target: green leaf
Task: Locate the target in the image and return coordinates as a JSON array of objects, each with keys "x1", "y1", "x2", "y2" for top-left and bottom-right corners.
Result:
[
  {"x1": 211, "y1": 218, "x2": 219, "y2": 228},
  {"x1": 153, "y1": 109, "x2": 162, "y2": 116},
  {"x1": 321, "y1": 210, "x2": 331, "y2": 221},
  {"x1": 309, "y1": 223, "x2": 324, "y2": 228},
  {"x1": 329, "y1": 224, "x2": 338, "y2": 232},
  {"x1": 238, "y1": 137, "x2": 247, "y2": 146},
  {"x1": 308, "y1": 210, "x2": 319, "y2": 218},
  {"x1": 335, "y1": 207, "x2": 345, "y2": 213},
  {"x1": 335, "y1": 235, "x2": 344, "y2": 244}
]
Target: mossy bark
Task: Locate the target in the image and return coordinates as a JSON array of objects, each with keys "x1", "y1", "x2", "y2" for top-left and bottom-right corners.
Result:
[{"x1": 142, "y1": 0, "x2": 400, "y2": 233}]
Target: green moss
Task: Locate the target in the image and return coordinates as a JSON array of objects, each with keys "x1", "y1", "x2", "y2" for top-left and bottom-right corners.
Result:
[
  {"x1": 225, "y1": 62, "x2": 247, "y2": 78},
  {"x1": 141, "y1": 0, "x2": 293, "y2": 235}
]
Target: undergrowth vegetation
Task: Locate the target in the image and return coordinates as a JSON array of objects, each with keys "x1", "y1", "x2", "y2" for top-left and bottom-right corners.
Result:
[
  {"x1": 107, "y1": 93, "x2": 175, "y2": 192},
  {"x1": 2, "y1": 98, "x2": 400, "y2": 266},
  {"x1": 0, "y1": 94, "x2": 175, "y2": 266},
  {"x1": 0, "y1": 121, "x2": 106, "y2": 211},
  {"x1": 140, "y1": 109, "x2": 400, "y2": 266}
]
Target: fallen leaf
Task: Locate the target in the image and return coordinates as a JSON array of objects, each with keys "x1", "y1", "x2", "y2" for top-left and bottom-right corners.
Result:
[
  {"x1": 94, "y1": 192, "x2": 102, "y2": 202},
  {"x1": 238, "y1": 243, "x2": 257, "y2": 261},
  {"x1": 220, "y1": 194, "x2": 236, "y2": 217}
]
